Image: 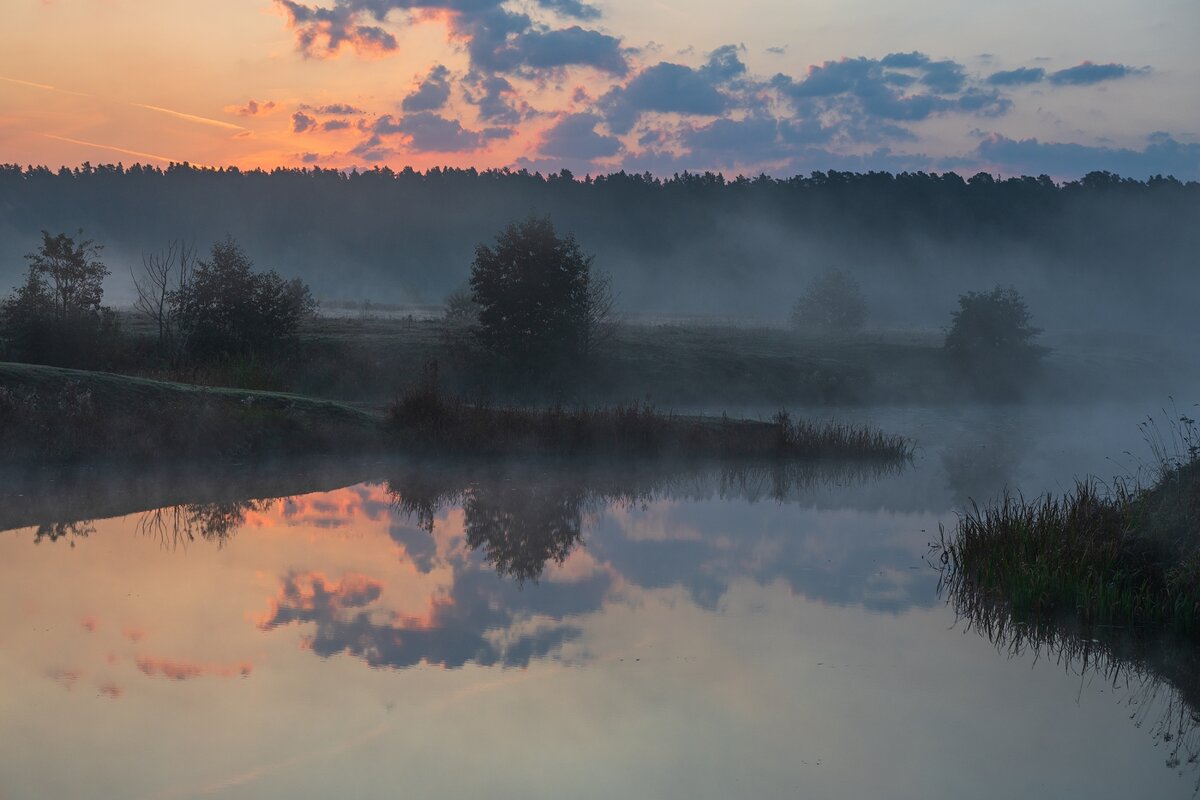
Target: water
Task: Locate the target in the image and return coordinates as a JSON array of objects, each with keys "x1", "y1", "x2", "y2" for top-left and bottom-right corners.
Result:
[{"x1": 1, "y1": 400, "x2": 1197, "y2": 799}]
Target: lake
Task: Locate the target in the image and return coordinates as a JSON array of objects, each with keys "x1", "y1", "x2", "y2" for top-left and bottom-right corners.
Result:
[{"x1": 1, "y1": 400, "x2": 1196, "y2": 799}]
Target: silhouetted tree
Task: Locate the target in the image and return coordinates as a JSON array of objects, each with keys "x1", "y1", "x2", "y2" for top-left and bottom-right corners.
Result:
[
  {"x1": 0, "y1": 230, "x2": 118, "y2": 366},
  {"x1": 469, "y1": 217, "x2": 610, "y2": 371},
  {"x1": 131, "y1": 239, "x2": 196, "y2": 360},
  {"x1": 944, "y1": 285, "x2": 1045, "y2": 395},
  {"x1": 790, "y1": 269, "x2": 867, "y2": 335},
  {"x1": 171, "y1": 237, "x2": 316, "y2": 364}
]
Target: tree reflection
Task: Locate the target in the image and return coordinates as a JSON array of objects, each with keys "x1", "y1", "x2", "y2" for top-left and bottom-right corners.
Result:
[
  {"x1": 34, "y1": 519, "x2": 95, "y2": 546},
  {"x1": 462, "y1": 481, "x2": 588, "y2": 584},
  {"x1": 388, "y1": 457, "x2": 904, "y2": 585},
  {"x1": 941, "y1": 566, "x2": 1200, "y2": 789},
  {"x1": 135, "y1": 500, "x2": 266, "y2": 548}
]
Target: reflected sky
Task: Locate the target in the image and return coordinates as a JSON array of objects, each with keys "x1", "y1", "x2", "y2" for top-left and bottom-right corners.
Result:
[{"x1": 1, "y1": 400, "x2": 1196, "y2": 798}]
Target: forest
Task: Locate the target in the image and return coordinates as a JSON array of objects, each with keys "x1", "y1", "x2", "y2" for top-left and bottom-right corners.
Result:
[{"x1": 1, "y1": 163, "x2": 1197, "y2": 330}]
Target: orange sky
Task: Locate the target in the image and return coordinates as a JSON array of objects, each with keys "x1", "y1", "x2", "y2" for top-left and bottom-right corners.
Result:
[{"x1": 1, "y1": 0, "x2": 1197, "y2": 177}]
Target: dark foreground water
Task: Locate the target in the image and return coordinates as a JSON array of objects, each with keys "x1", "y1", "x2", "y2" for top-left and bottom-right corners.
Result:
[{"x1": 2, "y1": 401, "x2": 1197, "y2": 799}]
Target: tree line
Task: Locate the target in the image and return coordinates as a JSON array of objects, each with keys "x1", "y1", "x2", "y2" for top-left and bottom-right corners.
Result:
[{"x1": 1, "y1": 163, "x2": 1196, "y2": 323}]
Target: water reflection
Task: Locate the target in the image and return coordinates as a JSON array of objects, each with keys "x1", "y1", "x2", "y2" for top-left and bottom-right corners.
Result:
[{"x1": 942, "y1": 563, "x2": 1200, "y2": 791}]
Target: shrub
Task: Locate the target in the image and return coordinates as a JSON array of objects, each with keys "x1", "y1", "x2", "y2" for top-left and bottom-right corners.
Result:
[
  {"x1": 171, "y1": 237, "x2": 316, "y2": 365},
  {"x1": 944, "y1": 285, "x2": 1045, "y2": 395},
  {"x1": 0, "y1": 230, "x2": 119, "y2": 367},
  {"x1": 469, "y1": 217, "x2": 612, "y2": 372},
  {"x1": 790, "y1": 269, "x2": 867, "y2": 335}
]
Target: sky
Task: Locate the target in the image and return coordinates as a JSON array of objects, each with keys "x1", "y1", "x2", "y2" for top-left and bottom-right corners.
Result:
[{"x1": 1, "y1": 0, "x2": 1198, "y2": 178}]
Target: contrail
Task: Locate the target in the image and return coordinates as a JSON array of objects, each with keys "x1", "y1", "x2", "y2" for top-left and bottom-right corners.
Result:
[
  {"x1": 134, "y1": 103, "x2": 246, "y2": 132},
  {"x1": 41, "y1": 134, "x2": 202, "y2": 166},
  {"x1": 0, "y1": 75, "x2": 62, "y2": 91},
  {"x1": 3, "y1": 76, "x2": 246, "y2": 132}
]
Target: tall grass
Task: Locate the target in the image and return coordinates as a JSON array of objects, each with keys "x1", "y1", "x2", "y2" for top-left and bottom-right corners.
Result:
[
  {"x1": 936, "y1": 410, "x2": 1200, "y2": 637},
  {"x1": 387, "y1": 365, "x2": 911, "y2": 460}
]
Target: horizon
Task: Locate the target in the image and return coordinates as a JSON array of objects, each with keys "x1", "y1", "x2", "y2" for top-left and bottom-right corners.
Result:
[{"x1": 2, "y1": 0, "x2": 1197, "y2": 180}]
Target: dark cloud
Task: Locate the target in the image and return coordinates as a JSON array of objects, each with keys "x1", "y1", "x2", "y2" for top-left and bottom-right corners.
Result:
[
  {"x1": 463, "y1": 74, "x2": 525, "y2": 124},
  {"x1": 507, "y1": 25, "x2": 628, "y2": 75},
  {"x1": 985, "y1": 67, "x2": 1046, "y2": 86},
  {"x1": 301, "y1": 103, "x2": 366, "y2": 115},
  {"x1": 374, "y1": 111, "x2": 491, "y2": 151},
  {"x1": 700, "y1": 44, "x2": 747, "y2": 83},
  {"x1": 277, "y1": 1, "x2": 625, "y2": 76},
  {"x1": 292, "y1": 111, "x2": 317, "y2": 133},
  {"x1": 322, "y1": 118, "x2": 352, "y2": 131},
  {"x1": 601, "y1": 62, "x2": 728, "y2": 134},
  {"x1": 228, "y1": 99, "x2": 277, "y2": 116},
  {"x1": 1048, "y1": 61, "x2": 1147, "y2": 86},
  {"x1": 402, "y1": 64, "x2": 453, "y2": 112},
  {"x1": 259, "y1": 567, "x2": 605, "y2": 670},
  {"x1": 920, "y1": 59, "x2": 967, "y2": 93},
  {"x1": 975, "y1": 132, "x2": 1200, "y2": 180},
  {"x1": 276, "y1": 0, "x2": 399, "y2": 58},
  {"x1": 540, "y1": 112, "x2": 622, "y2": 159},
  {"x1": 536, "y1": 0, "x2": 601, "y2": 20}
]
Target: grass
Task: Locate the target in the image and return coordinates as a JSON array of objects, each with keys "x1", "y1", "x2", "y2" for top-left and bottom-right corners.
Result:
[
  {"x1": 387, "y1": 365, "x2": 912, "y2": 460},
  {"x1": 935, "y1": 411, "x2": 1200, "y2": 638},
  {"x1": 0, "y1": 361, "x2": 384, "y2": 461},
  {"x1": 0, "y1": 360, "x2": 911, "y2": 464}
]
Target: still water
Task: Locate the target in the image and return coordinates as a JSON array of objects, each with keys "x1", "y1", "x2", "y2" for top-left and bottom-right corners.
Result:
[{"x1": 1, "y1": 401, "x2": 1197, "y2": 799}]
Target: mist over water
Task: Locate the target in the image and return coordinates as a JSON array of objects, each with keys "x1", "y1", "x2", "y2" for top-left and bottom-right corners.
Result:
[{"x1": 2, "y1": 400, "x2": 1198, "y2": 799}]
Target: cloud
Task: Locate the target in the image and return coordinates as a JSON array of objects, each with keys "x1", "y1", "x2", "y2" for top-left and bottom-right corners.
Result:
[
  {"x1": 227, "y1": 99, "x2": 278, "y2": 116},
  {"x1": 464, "y1": 74, "x2": 525, "y2": 124},
  {"x1": 699, "y1": 44, "x2": 747, "y2": 83},
  {"x1": 292, "y1": 111, "x2": 317, "y2": 133},
  {"x1": 1048, "y1": 61, "x2": 1147, "y2": 86},
  {"x1": 301, "y1": 102, "x2": 365, "y2": 115},
  {"x1": 275, "y1": 0, "x2": 398, "y2": 58},
  {"x1": 975, "y1": 132, "x2": 1200, "y2": 180},
  {"x1": 322, "y1": 118, "x2": 352, "y2": 131},
  {"x1": 402, "y1": 64, "x2": 452, "y2": 112},
  {"x1": 504, "y1": 25, "x2": 628, "y2": 75},
  {"x1": 537, "y1": 0, "x2": 601, "y2": 20},
  {"x1": 258, "y1": 568, "x2": 599, "y2": 670},
  {"x1": 136, "y1": 656, "x2": 254, "y2": 680},
  {"x1": 601, "y1": 62, "x2": 728, "y2": 134},
  {"x1": 985, "y1": 67, "x2": 1046, "y2": 86},
  {"x1": 365, "y1": 111, "x2": 500, "y2": 152},
  {"x1": 539, "y1": 112, "x2": 621, "y2": 159},
  {"x1": 276, "y1": 1, "x2": 624, "y2": 76}
]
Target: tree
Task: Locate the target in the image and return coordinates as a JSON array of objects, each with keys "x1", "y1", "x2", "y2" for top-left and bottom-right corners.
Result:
[
  {"x1": 469, "y1": 217, "x2": 611, "y2": 369},
  {"x1": 0, "y1": 230, "x2": 118, "y2": 366},
  {"x1": 944, "y1": 285, "x2": 1045, "y2": 395},
  {"x1": 171, "y1": 237, "x2": 316, "y2": 364},
  {"x1": 131, "y1": 239, "x2": 196, "y2": 359},
  {"x1": 790, "y1": 269, "x2": 867, "y2": 335}
]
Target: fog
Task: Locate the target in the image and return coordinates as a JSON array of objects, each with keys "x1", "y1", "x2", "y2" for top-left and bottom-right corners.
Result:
[{"x1": 1, "y1": 165, "x2": 1197, "y2": 339}]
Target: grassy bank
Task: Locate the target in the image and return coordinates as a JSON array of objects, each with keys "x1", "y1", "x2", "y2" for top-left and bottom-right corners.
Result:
[
  {"x1": 0, "y1": 362, "x2": 911, "y2": 464},
  {"x1": 936, "y1": 418, "x2": 1200, "y2": 637},
  {"x1": 117, "y1": 313, "x2": 965, "y2": 405},
  {"x1": 0, "y1": 362, "x2": 385, "y2": 461}
]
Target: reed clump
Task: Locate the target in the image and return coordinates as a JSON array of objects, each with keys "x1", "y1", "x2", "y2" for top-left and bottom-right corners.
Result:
[
  {"x1": 937, "y1": 412, "x2": 1200, "y2": 637},
  {"x1": 387, "y1": 367, "x2": 911, "y2": 461}
]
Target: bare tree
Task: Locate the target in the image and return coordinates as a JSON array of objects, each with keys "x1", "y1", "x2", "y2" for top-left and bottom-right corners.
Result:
[
  {"x1": 583, "y1": 268, "x2": 617, "y2": 358},
  {"x1": 131, "y1": 239, "x2": 195, "y2": 357}
]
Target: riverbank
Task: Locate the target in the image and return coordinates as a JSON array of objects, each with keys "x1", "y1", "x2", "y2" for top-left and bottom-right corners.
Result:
[
  {"x1": 937, "y1": 432, "x2": 1200, "y2": 637},
  {"x1": 0, "y1": 362, "x2": 910, "y2": 464}
]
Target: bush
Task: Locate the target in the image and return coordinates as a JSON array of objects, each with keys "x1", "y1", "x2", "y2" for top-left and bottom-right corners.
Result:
[
  {"x1": 790, "y1": 269, "x2": 867, "y2": 335},
  {"x1": 172, "y1": 237, "x2": 316, "y2": 365},
  {"x1": 944, "y1": 285, "x2": 1045, "y2": 395},
  {"x1": 0, "y1": 230, "x2": 119, "y2": 367},
  {"x1": 469, "y1": 217, "x2": 612, "y2": 372}
]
